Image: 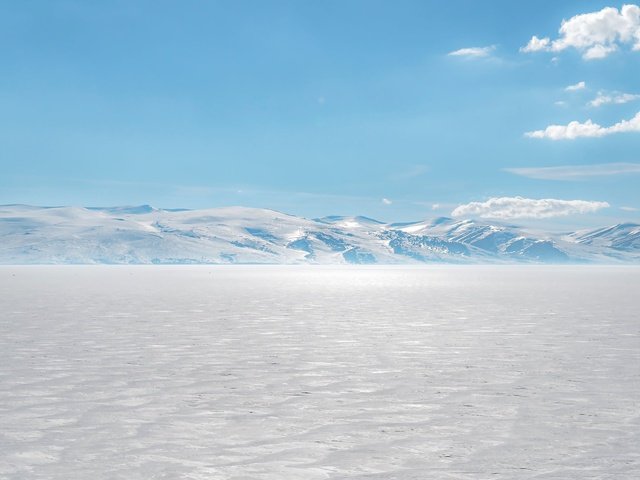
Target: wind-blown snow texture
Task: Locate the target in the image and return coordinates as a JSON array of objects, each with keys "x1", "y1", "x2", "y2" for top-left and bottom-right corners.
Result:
[
  {"x1": 1, "y1": 266, "x2": 639, "y2": 479},
  {"x1": 1, "y1": 204, "x2": 639, "y2": 263}
]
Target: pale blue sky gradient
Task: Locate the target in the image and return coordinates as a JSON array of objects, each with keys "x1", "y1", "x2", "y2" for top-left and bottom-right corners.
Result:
[{"x1": 1, "y1": 0, "x2": 639, "y2": 226}]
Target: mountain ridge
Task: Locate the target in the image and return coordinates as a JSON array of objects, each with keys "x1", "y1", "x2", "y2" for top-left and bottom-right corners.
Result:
[{"x1": 1, "y1": 204, "x2": 639, "y2": 264}]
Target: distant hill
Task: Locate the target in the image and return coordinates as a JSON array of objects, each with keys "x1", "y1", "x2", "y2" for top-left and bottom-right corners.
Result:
[{"x1": 1, "y1": 205, "x2": 639, "y2": 264}]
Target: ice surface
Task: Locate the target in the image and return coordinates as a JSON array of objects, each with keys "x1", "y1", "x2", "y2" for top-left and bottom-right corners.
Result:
[{"x1": 1, "y1": 266, "x2": 639, "y2": 479}]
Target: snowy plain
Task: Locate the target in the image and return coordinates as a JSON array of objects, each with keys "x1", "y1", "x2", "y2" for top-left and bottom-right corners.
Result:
[{"x1": 1, "y1": 266, "x2": 639, "y2": 479}]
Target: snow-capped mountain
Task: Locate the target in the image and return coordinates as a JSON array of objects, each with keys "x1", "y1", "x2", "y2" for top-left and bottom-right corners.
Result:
[
  {"x1": 563, "y1": 223, "x2": 640, "y2": 262},
  {"x1": 1, "y1": 204, "x2": 639, "y2": 264},
  {"x1": 568, "y1": 223, "x2": 640, "y2": 250}
]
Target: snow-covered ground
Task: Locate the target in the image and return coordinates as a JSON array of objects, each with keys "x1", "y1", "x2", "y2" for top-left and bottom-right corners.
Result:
[{"x1": 1, "y1": 266, "x2": 639, "y2": 479}]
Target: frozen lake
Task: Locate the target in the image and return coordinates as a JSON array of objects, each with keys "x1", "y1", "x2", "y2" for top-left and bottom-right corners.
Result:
[{"x1": 1, "y1": 266, "x2": 639, "y2": 479}]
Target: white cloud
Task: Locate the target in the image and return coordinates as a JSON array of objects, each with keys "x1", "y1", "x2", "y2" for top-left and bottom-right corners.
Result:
[
  {"x1": 431, "y1": 203, "x2": 441, "y2": 210},
  {"x1": 566, "y1": 81, "x2": 586, "y2": 91},
  {"x1": 583, "y1": 43, "x2": 619, "y2": 59},
  {"x1": 504, "y1": 162, "x2": 640, "y2": 180},
  {"x1": 620, "y1": 206, "x2": 639, "y2": 211},
  {"x1": 589, "y1": 91, "x2": 640, "y2": 107},
  {"x1": 525, "y1": 111, "x2": 640, "y2": 139},
  {"x1": 521, "y1": 4, "x2": 640, "y2": 60},
  {"x1": 554, "y1": 100, "x2": 568, "y2": 107},
  {"x1": 448, "y1": 45, "x2": 496, "y2": 58},
  {"x1": 452, "y1": 196, "x2": 609, "y2": 219},
  {"x1": 521, "y1": 35, "x2": 551, "y2": 53},
  {"x1": 382, "y1": 198, "x2": 392, "y2": 205}
]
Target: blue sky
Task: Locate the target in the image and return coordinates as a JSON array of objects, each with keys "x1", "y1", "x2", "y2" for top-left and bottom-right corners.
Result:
[{"x1": 1, "y1": 0, "x2": 639, "y2": 227}]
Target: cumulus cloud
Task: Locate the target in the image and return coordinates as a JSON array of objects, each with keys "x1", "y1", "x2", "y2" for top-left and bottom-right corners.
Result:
[
  {"x1": 521, "y1": 4, "x2": 640, "y2": 60},
  {"x1": 452, "y1": 197, "x2": 610, "y2": 219},
  {"x1": 521, "y1": 35, "x2": 551, "y2": 53},
  {"x1": 589, "y1": 91, "x2": 640, "y2": 107},
  {"x1": 566, "y1": 81, "x2": 586, "y2": 91},
  {"x1": 525, "y1": 111, "x2": 640, "y2": 139},
  {"x1": 382, "y1": 198, "x2": 392, "y2": 205},
  {"x1": 504, "y1": 162, "x2": 640, "y2": 180},
  {"x1": 448, "y1": 45, "x2": 496, "y2": 58}
]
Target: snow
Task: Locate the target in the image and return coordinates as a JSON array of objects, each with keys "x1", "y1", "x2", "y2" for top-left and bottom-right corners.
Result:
[
  {"x1": 1, "y1": 205, "x2": 639, "y2": 264},
  {"x1": 1, "y1": 265, "x2": 639, "y2": 479}
]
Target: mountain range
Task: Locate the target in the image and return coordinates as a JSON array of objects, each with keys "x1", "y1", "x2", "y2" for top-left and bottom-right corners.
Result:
[{"x1": 1, "y1": 204, "x2": 639, "y2": 264}]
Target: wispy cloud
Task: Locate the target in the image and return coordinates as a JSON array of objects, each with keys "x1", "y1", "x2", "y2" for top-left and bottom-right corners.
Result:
[
  {"x1": 382, "y1": 198, "x2": 392, "y2": 205},
  {"x1": 452, "y1": 196, "x2": 609, "y2": 219},
  {"x1": 504, "y1": 162, "x2": 640, "y2": 180},
  {"x1": 525, "y1": 111, "x2": 640, "y2": 140},
  {"x1": 620, "y1": 206, "x2": 638, "y2": 212},
  {"x1": 589, "y1": 91, "x2": 640, "y2": 107},
  {"x1": 521, "y1": 4, "x2": 640, "y2": 60},
  {"x1": 389, "y1": 165, "x2": 429, "y2": 181},
  {"x1": 448, "y1": 45, "x2": 496, "y2": 58},
  {"x1": 565, "y1": 81, "x2": 586, "y2": 91}
]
